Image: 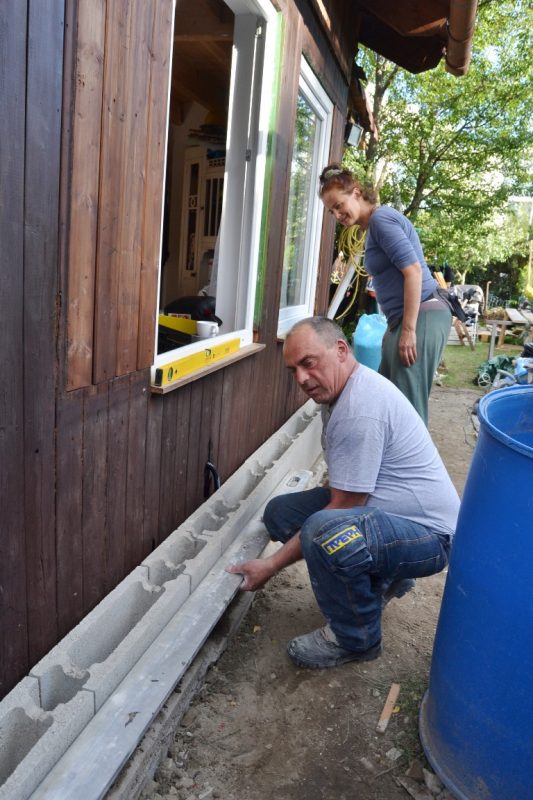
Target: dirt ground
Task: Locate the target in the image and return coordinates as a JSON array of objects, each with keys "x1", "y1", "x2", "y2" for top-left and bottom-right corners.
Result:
[{"x1": 142, "y1": 387, "x2": 480, "y2": 800}]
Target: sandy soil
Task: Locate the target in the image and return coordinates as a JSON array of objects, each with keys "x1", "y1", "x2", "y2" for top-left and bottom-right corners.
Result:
[{"x1": 142, "y1": 387, "x2": 480, "y2": 800}]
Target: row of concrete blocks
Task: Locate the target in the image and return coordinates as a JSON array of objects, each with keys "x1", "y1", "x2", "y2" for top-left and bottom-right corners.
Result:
[{"x1": 0, "y1": 401, "x2": 322, "y2": 800}]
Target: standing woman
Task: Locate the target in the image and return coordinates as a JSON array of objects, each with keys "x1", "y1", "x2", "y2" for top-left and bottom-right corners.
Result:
[{"x1": 319, "y1": 164, "x2": 451, "y2": 425}]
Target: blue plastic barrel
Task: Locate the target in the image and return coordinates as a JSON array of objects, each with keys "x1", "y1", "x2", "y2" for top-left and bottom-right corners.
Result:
[
  {"x1": 419, "y1": 385, "x2": 533, "y2": 799},
  {"x1": 353, "y1": 313, "x2": 387, "y2": 371}
]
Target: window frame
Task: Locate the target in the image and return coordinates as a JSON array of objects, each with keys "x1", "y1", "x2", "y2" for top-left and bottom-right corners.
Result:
[
  {"x1": 277, "y1": 57, "x2": 333, "y2": 336},
  {"x1": 151, "y1": 0, "x2": 278, "y2": 380}
]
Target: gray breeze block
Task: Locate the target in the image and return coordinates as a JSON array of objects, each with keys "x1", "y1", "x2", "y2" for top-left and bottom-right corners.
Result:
[{"x1": 0, "y1": 401, "x2": 322, "y2": 800}]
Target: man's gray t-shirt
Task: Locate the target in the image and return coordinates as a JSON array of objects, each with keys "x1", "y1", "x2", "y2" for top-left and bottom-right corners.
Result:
[{"x1": 321, "y1": 365, "x2": 459, "y2": 537}]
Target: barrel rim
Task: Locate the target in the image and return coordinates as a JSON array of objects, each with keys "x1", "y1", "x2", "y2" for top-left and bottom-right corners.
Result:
[{"x1": 478, "y1": 385, "x2": 533, "y2": 459}]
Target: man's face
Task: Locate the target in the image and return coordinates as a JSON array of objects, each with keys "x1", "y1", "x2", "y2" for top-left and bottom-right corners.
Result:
[{"x1": 283, "y1": 326, "x2": 349, "y2": 404}]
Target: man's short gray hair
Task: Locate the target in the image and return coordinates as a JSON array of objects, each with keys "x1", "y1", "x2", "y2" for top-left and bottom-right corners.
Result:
[{"x1": 287, "y1": 316, "x2": 348, "y2": 348}]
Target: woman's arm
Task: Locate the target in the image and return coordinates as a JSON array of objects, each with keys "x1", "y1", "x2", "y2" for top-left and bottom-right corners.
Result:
[{"x1": 398, "y1": 262, "x2": 422, "y2": 366}]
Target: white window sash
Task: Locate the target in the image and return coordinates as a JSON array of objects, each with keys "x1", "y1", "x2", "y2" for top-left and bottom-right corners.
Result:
[{"x1": 152, "y1": 0, "x2": 277, "y2": 375}]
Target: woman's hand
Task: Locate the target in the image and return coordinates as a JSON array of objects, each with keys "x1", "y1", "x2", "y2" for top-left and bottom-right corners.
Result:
[
  {"x1": 399, "y1": 263, "x2": 422, "y2": 366},
  {"x1": 398, "y1": 326, "x2": 417, "y2": 366}
]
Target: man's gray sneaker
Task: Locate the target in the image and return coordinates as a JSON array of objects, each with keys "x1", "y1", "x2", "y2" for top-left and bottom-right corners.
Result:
[
  {"x1": 287, "y1": 625, "x2": 382, "y2": 669},
  {"x1": 382, "y1": 578, "x2": 416, "y2": 608}
]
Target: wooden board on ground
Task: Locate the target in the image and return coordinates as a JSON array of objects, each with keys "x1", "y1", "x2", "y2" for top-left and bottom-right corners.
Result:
[{"x1": 376, "y1": 682, "x2": 401, "y2": 733}]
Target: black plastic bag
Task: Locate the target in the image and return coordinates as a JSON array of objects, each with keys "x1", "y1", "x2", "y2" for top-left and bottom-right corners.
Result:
[{"x1": 436, "y1": 287, "x2": 467, "y2": 323}]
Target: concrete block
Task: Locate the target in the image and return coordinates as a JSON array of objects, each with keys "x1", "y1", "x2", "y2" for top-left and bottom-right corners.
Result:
[
  {"x1": 29, "y1": 519, "x2": 275, "y2": 800},
  {"x1": 28, "y1": 565, "x2": 189, "y2": 713},
  {"x1": 29, "y1": 568, "x2": 159, "y2": 708},
  {"x1": 143, "y1": 530, "x2": 220, "y2": 596},
  {"x1": 82, "y1": 574, "x2": 191, "y2": 709},
  {"x1": 0, "y1": 677, "x2": 93, "y2": 800},
  {"x1": 0, "y1": 399, "x2": 323, "y2": 799}
]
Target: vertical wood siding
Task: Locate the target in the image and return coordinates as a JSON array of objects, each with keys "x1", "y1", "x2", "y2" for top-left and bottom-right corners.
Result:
[
  {"x1": 0, "y1": 0, "x2": 350, "y2": 698},
  {"x1": 0, "y1": 2, "x2": 30, "y2": 694},
  {"x1": 56, "y1": 391, "x2": 85, "y2": 638},
  {"x1": 67, "y1": 0, "x2": 173, "y2": 388},
  {"x1": 66, "y1": 0, "x2": 105, "y2": 389},
  {"x1": 138, "y1": 0, "x2": 174, "y2": 370},
  {"x1": 24, "y1": 0, "x2": 65, "y2": 666}
]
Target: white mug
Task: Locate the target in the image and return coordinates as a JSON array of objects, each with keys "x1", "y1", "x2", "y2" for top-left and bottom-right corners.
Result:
[{"x1": 196, "y1": 320, "x2": 218, "y2": 338}]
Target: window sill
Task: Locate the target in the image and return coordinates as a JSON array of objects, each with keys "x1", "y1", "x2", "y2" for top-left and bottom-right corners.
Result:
[{"x1": 150, "y1": 343, "x2": 265, "y2": 394}]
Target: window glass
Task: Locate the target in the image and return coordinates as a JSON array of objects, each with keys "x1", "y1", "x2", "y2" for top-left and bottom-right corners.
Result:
[
  {"x1": 280, "y1": 93, "x2": 318, "y2": 310},
  {"x1": 278, "y1": 59, "x2": 333, "y2": 336}
]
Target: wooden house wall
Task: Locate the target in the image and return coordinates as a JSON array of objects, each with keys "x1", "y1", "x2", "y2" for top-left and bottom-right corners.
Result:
[
  {"x1": 0, "y1": 1, "x2": 65, "y2": 697},
  {"x1": 0, "y1": 0, "x2": 349, "y2": 698}
]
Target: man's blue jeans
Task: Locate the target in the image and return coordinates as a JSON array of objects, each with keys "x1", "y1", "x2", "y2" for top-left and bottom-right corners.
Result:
[{"x1": 264, "y1": 488, "x2": 450, "y2": 652}]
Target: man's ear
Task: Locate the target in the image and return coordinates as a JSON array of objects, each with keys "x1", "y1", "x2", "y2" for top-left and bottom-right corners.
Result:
[{"x1": 337, "y1": 339, "x2": 350, "y2": 360}]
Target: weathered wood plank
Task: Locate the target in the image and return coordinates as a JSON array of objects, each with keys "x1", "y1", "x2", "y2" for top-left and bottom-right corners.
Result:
[
  {"x1": 199, "y1": 370, "x2": 224, "y2": 500},
  {"x1": 217, "y1": 358, "x2": 254, "y2": 482},
  {"x1": 185, "y1": 381, "x2": 205, "y2": 518},
  {"x1": 143, "y1": 394, "x2": 165, "y2": 552},
  {"x1": 234, "y1": 358, "x2": 255, "y2": 473},
  {"x1": 247, "y1": 348, "x2": 274, "y2": 454},
  {"x1": 56, "y1": 390, "x2": 85, "y2": 638},
  {"x1": 0, "y1": 2, "x2": 29, "y2": 696},
  {"x1": 24, "y1": 0, "x2": 64, "y2": 665},
  {"x1": 93, "y1": 0, "x2": 131, "y2": 383},
  {"x1": 82, "y1": 383, "x2": 109, "y2": 612},
  {"x1": 157, "y1": 391, "x2": 180, "y2": 543},
  {"x1": 114, "y1": 1, "x2": 153, "y2": 376},
  {"x1": 138, "y1": 0, "x2": 175, "y2": 370},
  {"x1": 106, "y1": 376, "x2": 131, "y2": 587},
  {"x1": 66, "y1": 0, "x2": 106, "y2": 390},
  {"x1": 124, "y1": 371, "x2": 150, "y2": 572},
  {"x1": 172, "y1": 386, "x2": 193, "y2": 530},
  {"x1": 273, "y1": 344, "x2": 298, "y2": 432}
]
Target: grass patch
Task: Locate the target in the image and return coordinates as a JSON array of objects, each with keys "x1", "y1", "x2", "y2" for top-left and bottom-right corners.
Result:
[
  {"x1": 439, "y1": 342, "x2": 523, "y2": 392},
  {"x1": 392, "y1": 676, "x2": 430, "y2": 766}
]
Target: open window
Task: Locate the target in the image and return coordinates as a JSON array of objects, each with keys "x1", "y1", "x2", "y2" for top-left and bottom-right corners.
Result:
[
  {"x1": 278, "y1": 58, "x2": 333, "y2": 336},
  {"x1": 153, "y1": 0, "x2": 277, "y2": 386}
]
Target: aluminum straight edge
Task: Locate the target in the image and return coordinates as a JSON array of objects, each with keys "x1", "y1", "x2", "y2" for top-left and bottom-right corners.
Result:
[{"x1": 29, "y1": 521, "x2": 269, "y2": 800}]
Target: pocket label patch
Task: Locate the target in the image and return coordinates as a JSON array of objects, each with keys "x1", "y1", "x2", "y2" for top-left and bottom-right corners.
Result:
[{"x1": 320, "y1": 525, "x2": 363, "y2": 556}]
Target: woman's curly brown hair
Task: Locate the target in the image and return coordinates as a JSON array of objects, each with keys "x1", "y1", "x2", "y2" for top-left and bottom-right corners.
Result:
[{"x1": 319, "y1": 164, "x2": 377, "y2": 205}]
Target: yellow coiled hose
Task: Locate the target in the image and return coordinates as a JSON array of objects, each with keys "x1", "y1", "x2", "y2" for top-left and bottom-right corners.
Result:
[{"x1": 335, "y1": 225, "x2": 367, "y2": 320}]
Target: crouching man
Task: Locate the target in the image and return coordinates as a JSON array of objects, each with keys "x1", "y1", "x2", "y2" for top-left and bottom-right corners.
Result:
[{"x1": 227, "y1": 317, "x2": 459, "y2": 669}]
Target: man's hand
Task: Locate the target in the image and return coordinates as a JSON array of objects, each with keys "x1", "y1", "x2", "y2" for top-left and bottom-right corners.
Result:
[{"x1": 226, "y1": 558, "x2": 276, "y2": 591}]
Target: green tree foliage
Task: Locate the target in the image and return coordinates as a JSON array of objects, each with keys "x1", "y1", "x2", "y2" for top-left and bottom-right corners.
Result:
[{"x1": 344, "y1": 0, "x2": 532, "y2": 285}]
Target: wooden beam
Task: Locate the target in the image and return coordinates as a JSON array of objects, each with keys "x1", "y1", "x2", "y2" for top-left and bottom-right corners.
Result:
[
  {"x1": 174, "y1": 31, "x2": 232, "y2": 42},
  {"x1": 356, "y1": 0, "x2": 448, "y2": 37}
]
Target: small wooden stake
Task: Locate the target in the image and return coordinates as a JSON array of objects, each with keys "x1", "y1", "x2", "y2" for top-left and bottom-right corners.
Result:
[{"x1": 376, "y1": 682, "x2": 401, "y2": 733}]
